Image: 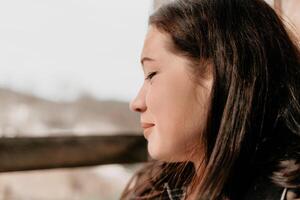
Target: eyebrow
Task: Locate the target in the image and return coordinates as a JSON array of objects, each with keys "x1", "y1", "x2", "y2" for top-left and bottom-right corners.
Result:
[{"x1": 140, "y1": 57, "x2": 155, "y2": 66}]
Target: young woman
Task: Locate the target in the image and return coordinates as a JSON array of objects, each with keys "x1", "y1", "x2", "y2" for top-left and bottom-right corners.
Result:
[{"x1": 122, "y1": 0, "x2": 300, "y2": 199}]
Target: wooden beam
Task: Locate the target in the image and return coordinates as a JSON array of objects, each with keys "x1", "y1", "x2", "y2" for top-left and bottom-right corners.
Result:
[{"x1": 0, "y1": 134, "x2": 147, "y2": 172}]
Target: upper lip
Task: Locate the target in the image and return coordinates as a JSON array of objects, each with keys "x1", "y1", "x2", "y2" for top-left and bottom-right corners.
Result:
[{"x1": 141, "y1": 122, "x2": 155, "y2": 129}]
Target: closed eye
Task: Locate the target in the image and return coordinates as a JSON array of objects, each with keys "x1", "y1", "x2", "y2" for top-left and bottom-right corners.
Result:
[{"x1": 145, "y1": 71, "x2": 157, "y2": 81}]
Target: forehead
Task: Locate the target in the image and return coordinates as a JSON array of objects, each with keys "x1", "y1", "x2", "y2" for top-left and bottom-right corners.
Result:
[{"x1": 141, "y1": 26, "x2": 173, "y2": 60}]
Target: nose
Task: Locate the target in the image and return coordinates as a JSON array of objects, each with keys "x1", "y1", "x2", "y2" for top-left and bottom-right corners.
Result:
[{"x1": 129, "y1": 88, "x2": 147, "y2": 113}]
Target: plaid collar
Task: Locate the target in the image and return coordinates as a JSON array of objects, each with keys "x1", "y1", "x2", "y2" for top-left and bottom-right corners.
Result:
[
  {"x1": 162, "y1": 182, "x2": 187, "y2": 200},
  {"x1": 130, "y1": 182, "x2": 187, "y2": 200}
]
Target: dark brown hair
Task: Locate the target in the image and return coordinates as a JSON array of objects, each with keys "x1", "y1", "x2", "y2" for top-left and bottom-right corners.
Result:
[{"x1": 122, "y1": 0, "x2": 300, "y2": 199}]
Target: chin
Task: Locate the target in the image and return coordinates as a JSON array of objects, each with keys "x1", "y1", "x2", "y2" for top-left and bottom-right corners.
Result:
[
  {"x1": 147, "y1": 145, "x2": 175, "y2": 162},
  {"x1": 148, "y1": 145, "x2": 165, "y2": 160}
]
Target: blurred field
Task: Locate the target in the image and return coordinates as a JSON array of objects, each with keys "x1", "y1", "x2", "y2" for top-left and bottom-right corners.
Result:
[{"x1": 0, "y1": 88, "x2": 144, "y2": 200}]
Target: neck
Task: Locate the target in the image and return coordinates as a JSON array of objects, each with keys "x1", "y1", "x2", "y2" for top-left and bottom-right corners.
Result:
[{"x1": 186, "y1": 158, "x2": 205, "y2": 199}]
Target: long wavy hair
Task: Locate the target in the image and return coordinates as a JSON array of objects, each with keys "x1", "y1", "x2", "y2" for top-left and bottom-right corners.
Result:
[{"x1": 121, "y1": 0, "x2": 300, "y2": 199}]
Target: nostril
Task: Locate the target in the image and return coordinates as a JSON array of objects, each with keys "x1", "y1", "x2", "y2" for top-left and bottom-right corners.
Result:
[
  {"x1": 135, "y1": 107, "x2": 142, "y2": 112},
  {"x1": 129, "y1": 102, "x2": 142, "y2": 113}
]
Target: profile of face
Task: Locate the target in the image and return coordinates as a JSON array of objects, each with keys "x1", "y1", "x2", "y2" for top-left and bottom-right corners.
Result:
[{"x1": 130, "y1": 26, "x2": 213, "y2": 163}]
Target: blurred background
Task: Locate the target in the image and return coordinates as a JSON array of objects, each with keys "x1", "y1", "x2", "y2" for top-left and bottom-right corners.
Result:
[{"x1": 0, "y1": 0, "x2": 299, "y2": 199}]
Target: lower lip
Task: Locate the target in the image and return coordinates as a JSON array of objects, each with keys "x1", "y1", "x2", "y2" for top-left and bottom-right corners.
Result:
[{"x1": 143, "y1": 126, "x2": 154, "y2": 139}]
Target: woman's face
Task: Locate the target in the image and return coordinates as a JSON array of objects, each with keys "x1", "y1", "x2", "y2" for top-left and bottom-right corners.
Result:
[{"x1": 130, "y1": 26, "x2": 213, "y2": 163}]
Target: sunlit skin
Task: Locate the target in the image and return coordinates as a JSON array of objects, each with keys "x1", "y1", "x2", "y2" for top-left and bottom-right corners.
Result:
[
  {"x1": 129, "y1": 25, "x2": 214, "y2": 199},
  {"x1": 129, "y1": 26, "x2": 213, "y2": 198}
]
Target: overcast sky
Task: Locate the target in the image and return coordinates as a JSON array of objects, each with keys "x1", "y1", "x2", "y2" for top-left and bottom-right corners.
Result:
[{"x1": 0, "y1": 0, "x2": 152, "y2": 102}]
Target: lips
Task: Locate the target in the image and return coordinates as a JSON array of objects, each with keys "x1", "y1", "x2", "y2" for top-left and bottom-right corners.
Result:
[
  {"x1": 141, "y1": 122, "x2": 155, "y2": 129},
  {"x1": 141, "y1": 123, "x2": 154, "y2": 139}
]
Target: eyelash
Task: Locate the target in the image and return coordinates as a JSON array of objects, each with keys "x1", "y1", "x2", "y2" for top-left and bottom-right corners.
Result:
[{"x1": 145, "y1": 71, "x2": 157, "y2": 81}]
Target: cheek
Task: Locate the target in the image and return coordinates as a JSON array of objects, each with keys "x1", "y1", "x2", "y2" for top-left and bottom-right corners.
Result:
[
  {"x1": 147, "y1": 81, "x2": 202, "y2": 152},
  {"x1": 147, "y1": 82, "x2": 183, "y2": 130},
  {"x1": 147, "y1": 72, "x2": 201, "y2": 131}
]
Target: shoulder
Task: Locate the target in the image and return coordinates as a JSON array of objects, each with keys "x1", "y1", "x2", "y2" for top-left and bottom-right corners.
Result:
[
  {"x1": 244, "y1": 124, "x2": 300, "y2": 199},
  {"x1": 242, "y1": 175, "x2": 300, "y2": 200},
  {"x1": 242, "y1": 175, "x2": 283, "y2": 199}
]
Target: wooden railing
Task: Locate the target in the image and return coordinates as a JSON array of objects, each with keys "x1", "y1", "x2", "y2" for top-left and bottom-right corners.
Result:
[{"x1": 0, "y1": 134, "x2": 147, "y2": 172}]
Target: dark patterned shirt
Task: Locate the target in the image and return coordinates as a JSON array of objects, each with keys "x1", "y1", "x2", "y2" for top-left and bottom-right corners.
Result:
[
  {"x1": 130, "y1": 182, "x2": 299, "y2": 200},
  {"x1": 162, "y1": 182, "x2": 187, "y2": 200},
  {"x1": 129, "y1": 182, "x2": 187, "y2": 200}
]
